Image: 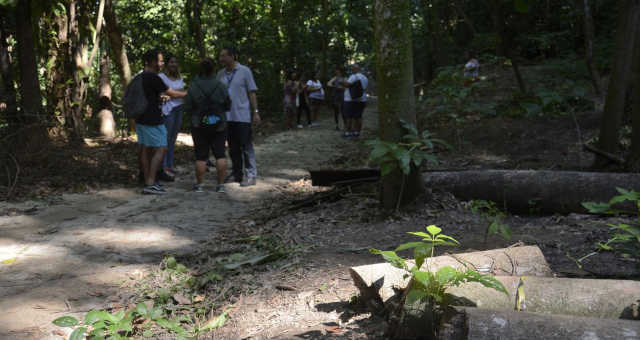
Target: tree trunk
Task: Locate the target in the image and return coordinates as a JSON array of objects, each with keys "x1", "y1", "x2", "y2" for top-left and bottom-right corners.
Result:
[
  {"x1": 439, "y1": 308, "x2": 640, "y2": 340},
  {"x1": 350, "y1": 246, "x2": 551, "y2": 306},
  {"x1": 596, "y1": 1, "x2": 640, "y2": 167},
  {"x1": 320, "y1": 0, "x2": 329, "y2": 85},
  {"x1": 104, "y1": 0, "x2": 131, "y2": 86},
  {"x1": 423, "y1": 170, "x2": 640, "y2": 214},
  {"x1": 375, "y1": 0, "x2": 423, "y2": 210},
  {"x1": 68, "y1": 0, "x2": 91, "y2": 139},
  {"x1": 97, "y1": 50, "x2": 115, "y2": 139},
  {"x1": 581, "y1": 0, "x2": 604, "y2": 99},
  {"x1": 0, "y1": 15, "x2": 17, "y2": 127},
  {"x1": 104, "y1": 0, "x2": 133, "y2": 133},
  {"x1": 185, "y1": 0, "x2": 206, "y2": 59},
  {"x1": 15, "y1": 0, "x2": 43, "y2": 122},
  {"x1": 487, "y1": 0, "x2": 527, "y2": 93},
  {"x1": 632, "y1": 24, "x2": 640, "y2": 169},
  {"x1": 451, "y1": 0, "x2": 476, "y2": 37},
  {"x1": 45, "y1": 7, "x2": 72, "y2": 123},
  {"x1": 422, "y1": 0, "x2": 437, "y2": 84},
  {"x1": 487, "y1": 0, "x2": 506, "y2": 57}
]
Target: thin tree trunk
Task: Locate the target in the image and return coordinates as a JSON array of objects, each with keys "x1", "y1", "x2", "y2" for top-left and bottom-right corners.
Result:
[
  {"x1": 375, "y1": 0, "x2": 423, "y2": 210},
  {"x1": 0, "y1": 16, "x2": 17, "y2": 126},
  {"x1": 487, "y1": 0, "x2": 527, "y2": 93},
  {"x1": 103, "y1": 0, "x2": 133, "y2": 133},
  {"x1": 451, "y1": 0, "x2": 476, "y2": 37},
  {"x1": 15, "y1": 0, "x2": 43, "y2": 122},
  {"x1": 596, "y1": 1, "x2": 640, "y2": 167},
  {"x1": 487, "y1": 0, "x2": 506, "y2": 57},
  {"x1": 629, "y1": 20, "x2": 640, "y2": 170},
  {"x1": 581, "y1": 0, "x2": 604, "y2": 99},
  {"x1": 45, "y1": 8, "x2": 71, "y2": 122},
  {"x1": 320, "y1": 0, "x2": 329, "y2": 84},
  {"x1": 69, "y1": 0, "x2": 90, "y2": 139},
  {"x1": 185, "y1": 0, "x2": 206, "y2": 59},
  {"x1": 422, "y1": 0, "x2": 437, "y2": 84},
  {"x1": 97, "y1": 50, "x2": 115, "y2": 138}
]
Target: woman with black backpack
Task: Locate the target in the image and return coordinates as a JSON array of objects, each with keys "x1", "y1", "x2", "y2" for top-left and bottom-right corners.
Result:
[{"x1": 184, "y1": 58, "x2": 231, "y2": 193}]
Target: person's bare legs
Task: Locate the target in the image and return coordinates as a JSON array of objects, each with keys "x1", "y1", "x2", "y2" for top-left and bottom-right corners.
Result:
[
  {"x1": 146, "y1": 147, "x2": 167, "y2": 186},
  {"x1": 195, "y1": 160, "x2": 207, "y2": 184},
  {"x1": 215, "y1": 158, "x2": 227, "y2": 184},
  {"x1": 141, "y1": 147, "x2": 151, "y2": 185}
]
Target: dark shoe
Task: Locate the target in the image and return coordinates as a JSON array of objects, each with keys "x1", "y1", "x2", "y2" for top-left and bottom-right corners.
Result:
[
  {"x1": 157, "y1": 170, "x2": 175, "y2": 182},
  {"x1": 240, "y1": 177, "x2": 257, "y2": 187},
  {"x1": 143, "y1": 184, "x2": 167, "y2": 195},
  {"x1": 192, "y1": 183, "x2": 204, "y2": 193},
  {"x1": 225, "y1": 174, "x2": 241, "y2": 184},
  {"x1": 216, "y1": 184, "x2": 226, "y2": 193}
]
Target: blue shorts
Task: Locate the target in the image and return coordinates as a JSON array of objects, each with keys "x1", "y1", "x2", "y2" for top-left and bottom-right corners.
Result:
[{"x1": 136, "y1": 124, "x2": 168, "y2": 147}]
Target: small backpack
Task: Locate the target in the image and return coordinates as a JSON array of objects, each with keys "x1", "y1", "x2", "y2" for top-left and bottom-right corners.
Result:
[
  {"x1": 122, "y1": 73, "x2": 148, "y2": 119},
  {"x1": 193, "y1": 80, "x2": 229, "y2": 130},
  {"x1": 349, "y1": 78, "x2": 364, "y2": 100}
]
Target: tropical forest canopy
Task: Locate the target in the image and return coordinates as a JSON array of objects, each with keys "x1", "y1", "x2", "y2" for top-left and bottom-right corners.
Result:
[{"x1": 0, "y1": 0, "x2": 621, "y2": 142}]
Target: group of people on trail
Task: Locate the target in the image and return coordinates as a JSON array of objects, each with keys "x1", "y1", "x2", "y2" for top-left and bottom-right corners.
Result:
[
  {"x1": 130, "y1": 47, "x2": 259, "y2": 195},
  {"x1": 283, "y1": 64, "x2": 368, "y2": 138}
]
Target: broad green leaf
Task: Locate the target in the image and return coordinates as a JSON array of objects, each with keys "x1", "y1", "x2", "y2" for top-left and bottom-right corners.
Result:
[
  {"x1": 411, "y1": 269, "x2": 433, "y2": 289},
  {"x1": 435, "y1": 266, "x2": 458, "y2": 285},
  {"x1": 405, "y1": 288, "x2": 428, "y2": 305},
  {"x1": 370, "y1": 249, "x2": 406, "y2": 270},
  {"x1": 435, "y1": 234, "x2": 460, "y2": 245},
  {"x1": 464, "y1": 270, "x2": 509, "y2": 295},
  {"x1": 582, "y1": 202, "x2": 611, "y2": 214},
  {"x1": 69, "y1": 327, "x2": 86, "y2": 340},
  {"x1": 84, "y1": 310, "x2": 102, "y2": 325},
  {"x1": 52, "y1": 316, "x2": 79, "y2": 327},
  {"x1": 135, "y1": 303, "x2": 149, "y2": 317},
  {"x1": 514, "y1": 0, "x2": 532, "y2": 13},
  {"x1": 201, "y1": 309, "x2": 229, "y2": 331},
  {"x1": 488, "y1": 221, "x2": 499, "y2": 235},
  {"x1": 414, "y1": 245, "x2": 433, "y2": 270},
  {"x1": 426, "y1": 225, "x2": 442, "y2": 236},
  {"x1": 166, "y1": 256, "x2": 177, "y2": 269},
  {"x1": 408, "y1": 231, "x2": 431, "y2": 239},
  {"x1": 393, "y1": 148, "x2": 411, "y2": 175},
  {"x1": 395, "y1": 242, "x2": 425, "y2": 252}
]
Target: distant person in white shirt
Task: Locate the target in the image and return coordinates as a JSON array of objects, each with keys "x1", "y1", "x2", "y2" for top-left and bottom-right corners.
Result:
[
  {"x1": 464, "y1": 55, "x2": 480, "y2": 79},
  {"x1": 305, "y1": 70, "x2": 324, "y2": 127},
  {"x1": 342, "y1": 64, "x2": 368, "y2": 138}
]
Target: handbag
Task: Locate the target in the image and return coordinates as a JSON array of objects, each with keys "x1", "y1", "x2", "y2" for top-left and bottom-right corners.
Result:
[{"x1": 349, "y1": 79, "x2": 363, "y2": 99}]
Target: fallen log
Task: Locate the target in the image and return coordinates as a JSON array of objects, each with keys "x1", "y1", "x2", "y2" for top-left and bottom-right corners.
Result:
[
  {"x1": 423, "y1": 170, "x2": 640, "y2": 214},
  {"x1": 391, "y1": 277, "x2": 640, "y2": 339},
  {"x1": 444, "y1": 276, "x2": 640, "y2": 319},
  {"x1": 309, "y1": 168, "x2": 380, "y2": 186},
  {"x1": 438, "y1": 307, "x2": 640, "y2": 340},
  {"x1": 350, "y1": 246, "x2": 551, "y2": 306}
]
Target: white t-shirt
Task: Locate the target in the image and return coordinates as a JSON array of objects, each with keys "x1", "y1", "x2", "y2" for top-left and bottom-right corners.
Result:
[
  {"x1": 344, "y1": 73, "x2": 368, "y2": 102},
  {"x1": 158, "y1": 73, "x2": 185, "y2": 116},
  {"x1": 306, "y1": 79, "x2": 324, "y2": 100}
]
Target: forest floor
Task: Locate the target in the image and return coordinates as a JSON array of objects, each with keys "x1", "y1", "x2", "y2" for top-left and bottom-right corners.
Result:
[{"x1": 1, "y1": 100, "x2": 638, "y2": 339}]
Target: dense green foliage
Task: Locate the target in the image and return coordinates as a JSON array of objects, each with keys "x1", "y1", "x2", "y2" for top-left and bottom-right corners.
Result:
[{"x1": 0, "y1": 0, "x2": 621, "y2": 141}]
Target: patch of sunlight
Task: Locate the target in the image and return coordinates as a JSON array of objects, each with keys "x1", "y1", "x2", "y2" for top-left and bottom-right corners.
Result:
[
  {"x1": 176, "y1": 133, "x2": 194, "y2": 147},
  {"x1": 69, "y1": 225, "x2": 193, "y2": 251}
]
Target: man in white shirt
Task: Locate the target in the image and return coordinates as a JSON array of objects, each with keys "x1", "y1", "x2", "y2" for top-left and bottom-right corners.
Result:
[
  {"x1": 342, "y1": 64, "x2": 368, "y2": 138},
  {"x1": 217, "y1": 46, "x2": 261, "y2": 187}
]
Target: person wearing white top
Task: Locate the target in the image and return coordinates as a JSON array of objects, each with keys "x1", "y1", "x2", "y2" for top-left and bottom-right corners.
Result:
[
  {"x1": 158, "y1": 54, "x2": 186, "y2": 177},
  {"x1": 305, "y1": 70, "x2": 324, "y2": 127},
  {"x1": 342, "y1": 64, "x2": 368, "y2": 137}
]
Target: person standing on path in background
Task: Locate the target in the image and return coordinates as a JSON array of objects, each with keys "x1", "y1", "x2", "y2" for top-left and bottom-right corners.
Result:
[
  {"x1": 342, "y1": 64, "x2": 368, "y2": 138},
  {"x1": 327, "y1": 66, "x2": 347, "y2": 131},
  {"x1": 136, "y1": 49, "x2": 186, "y2": 194},
  {"x1": 217, "y1": 46, "x2": 261, "y2": 187},
  {"x1": 296, "y1": 72, "x2": 312, "y2": 128},
  {"x1": 306, "y1": 70, "x2": 324, "y2": 127},
  {"x1": 184, "y1": 57, "x2": 230, "y2": 193},
  {"x1": 283, "y1": 70, "x2": 299, "y2": 130},
  {"x1": 159, "y1": 54, "x2": 186, "y2": 180}
]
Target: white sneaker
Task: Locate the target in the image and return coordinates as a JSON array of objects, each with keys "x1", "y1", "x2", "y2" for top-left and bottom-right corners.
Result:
[
  {"x1": 297, "y1": 125, "x2": 304, "y2": 129},
  {"x1": 310, "y1": 122, "x2": 320, "y2": 127}
]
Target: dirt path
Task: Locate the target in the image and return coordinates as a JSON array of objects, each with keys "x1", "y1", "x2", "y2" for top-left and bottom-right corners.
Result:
[{"x1": 0, "y1": 105, "x2": 379, "y2": 340}]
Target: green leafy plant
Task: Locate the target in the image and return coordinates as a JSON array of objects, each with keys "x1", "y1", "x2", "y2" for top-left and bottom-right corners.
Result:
[
  {"x1": 366, "y1": 120, "x2": 452, "y2": 210},
  {"x1": 582, "y1": 188, "x2": 640, "y2": 259},
  {"x1": 370, "y1": 225, "x2": 508, "y2": 317},
  {"x1": 471, "y1": 200, "x2": 512, "y2": 243}
]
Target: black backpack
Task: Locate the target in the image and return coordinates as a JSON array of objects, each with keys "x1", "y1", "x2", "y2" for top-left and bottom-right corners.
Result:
[
  {"x1": 349, "y1": 79, "x2": 364, "y2": 100},
  {"x1": 193, "y1": 81, "x2": 229, "y2": 130},
  {"x1": 122, "y1": 73, "x2": 148, "y2": 119}
]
